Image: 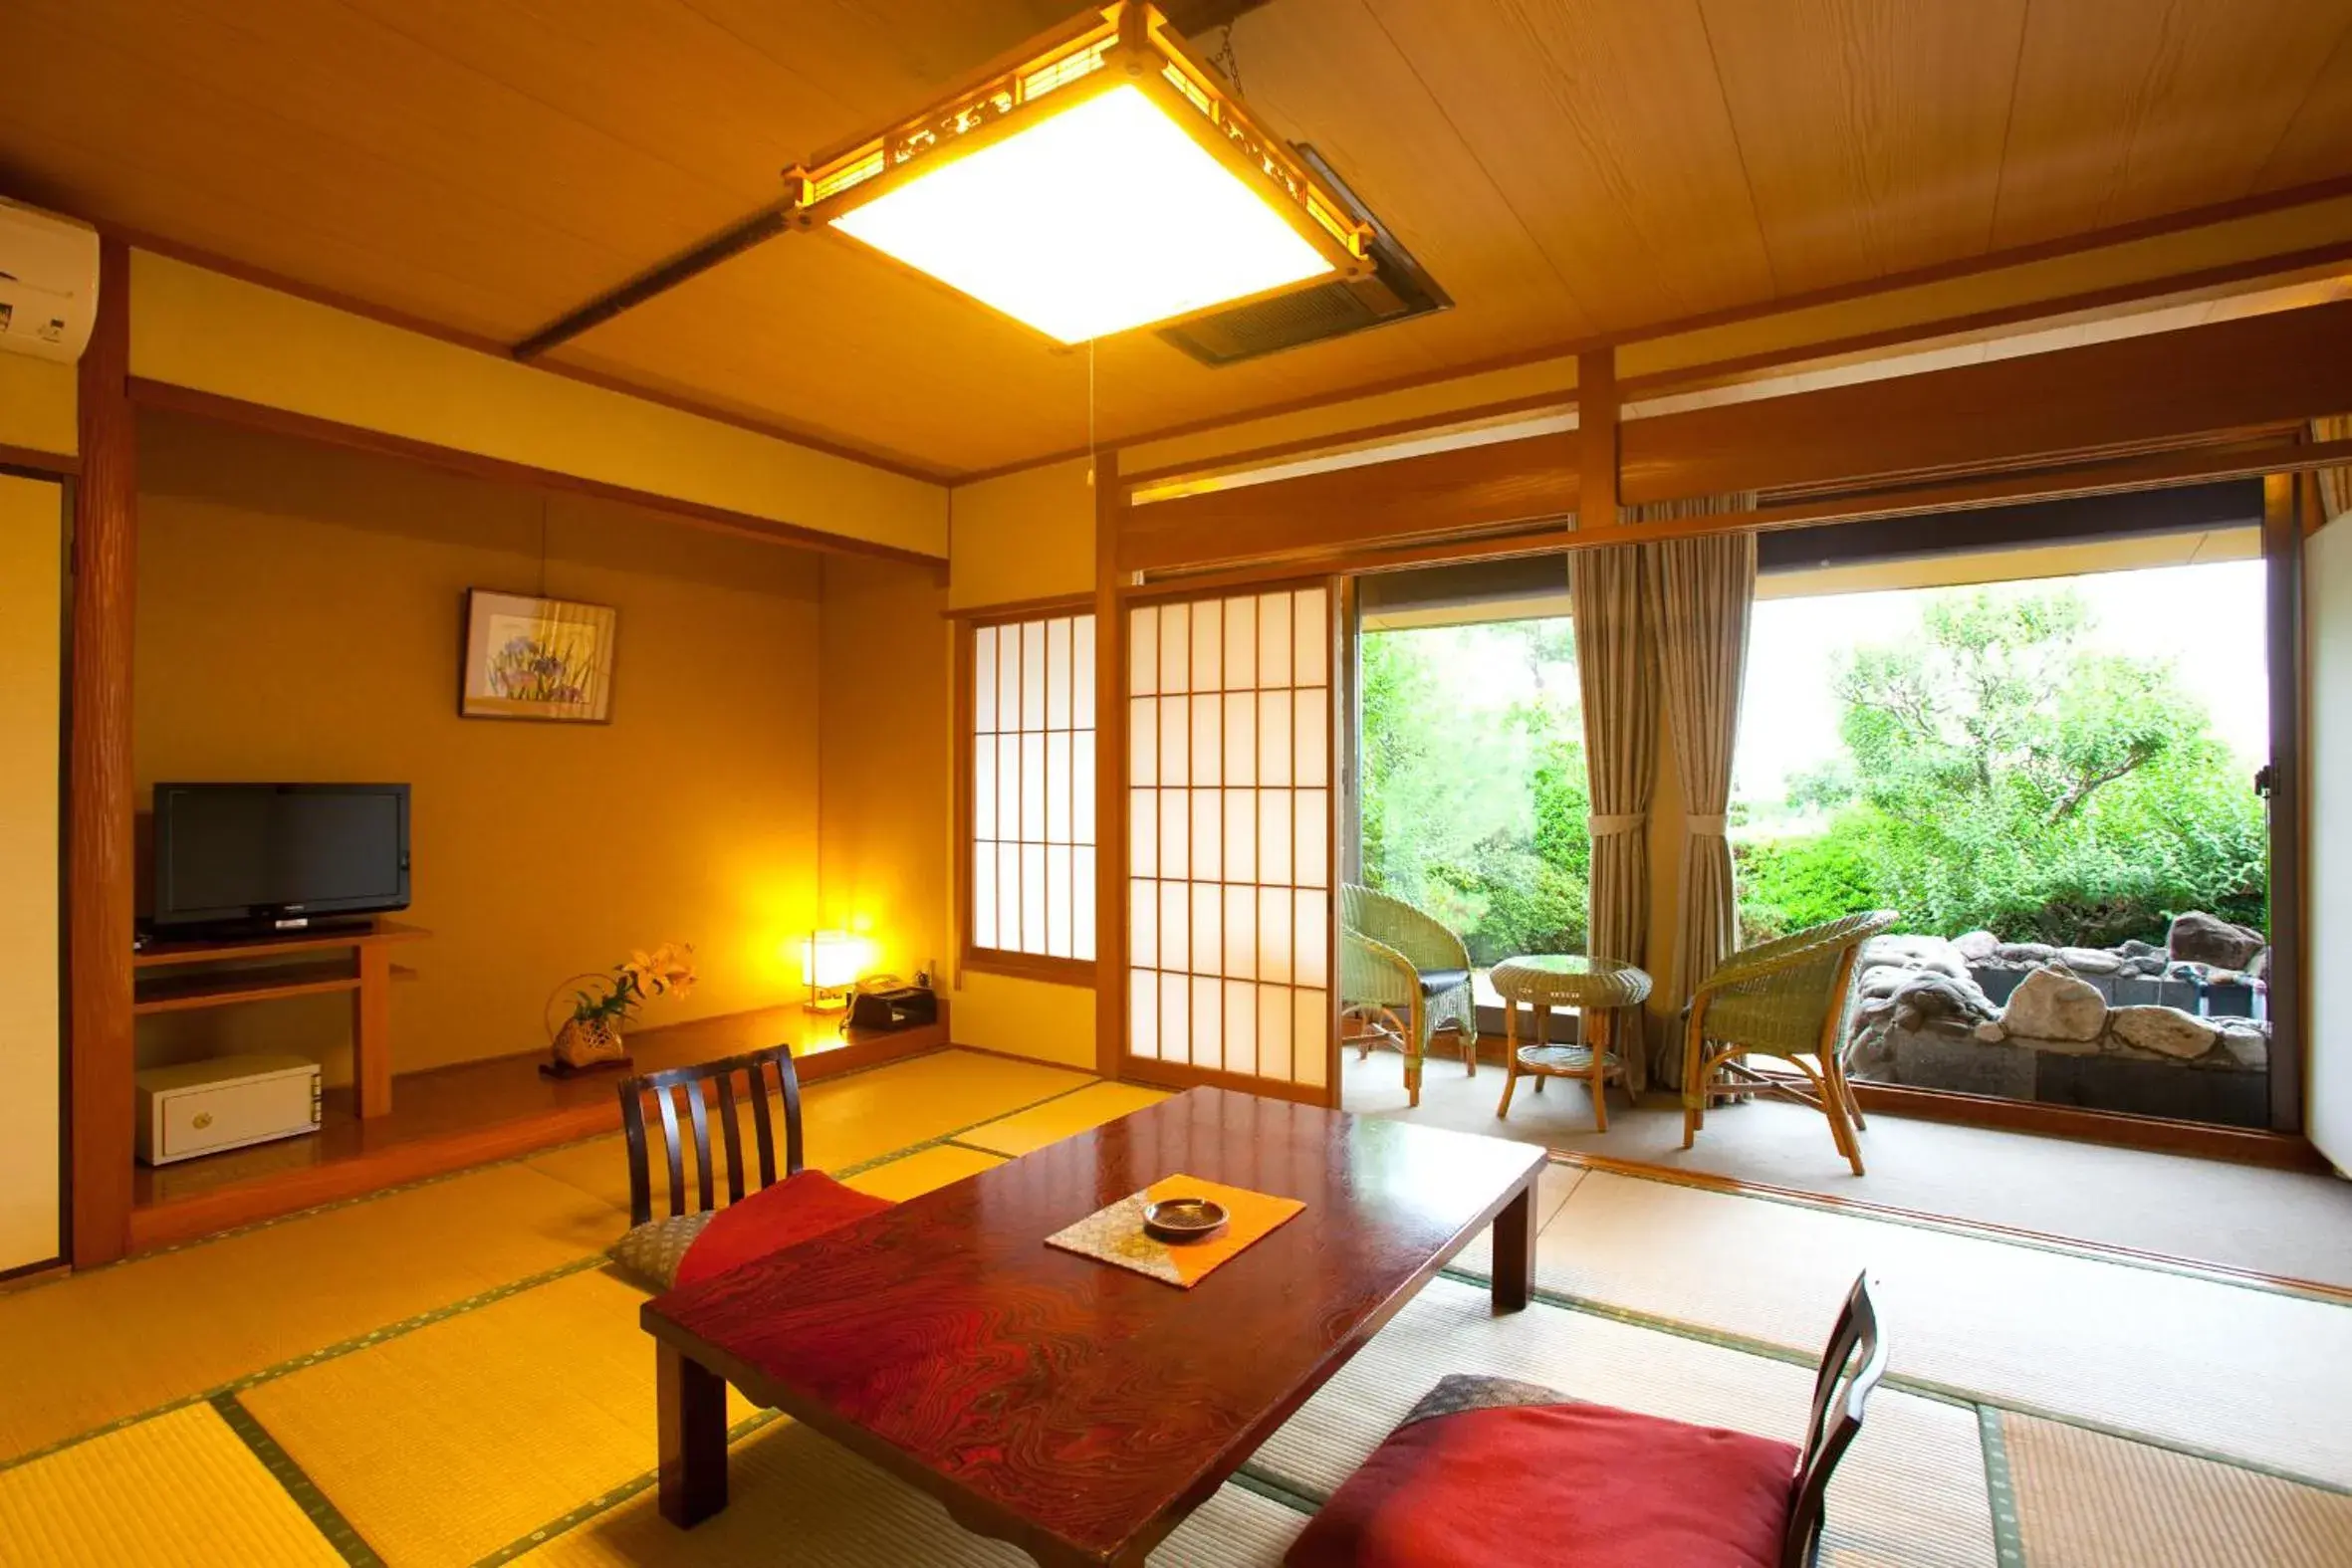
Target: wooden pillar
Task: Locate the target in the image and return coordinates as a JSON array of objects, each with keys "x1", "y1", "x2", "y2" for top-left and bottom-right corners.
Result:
[
  {"x1": 2262, "y1": 472, "x2": 2305, "y2": 1135},
  {"x1": 1577, "y1": 347, "x2": 1619, "y2": 529},
  {"x1": 70, "y1": 237, "x2": 136, "y2": 1267},
  {"x1": 1093, "y1": 451, "x2": 1126, "y2": 1080}
]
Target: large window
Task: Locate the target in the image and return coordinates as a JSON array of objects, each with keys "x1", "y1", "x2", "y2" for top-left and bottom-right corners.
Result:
[{"x1": 964, "y1": 610, "x2": 1096, "y2": 978}]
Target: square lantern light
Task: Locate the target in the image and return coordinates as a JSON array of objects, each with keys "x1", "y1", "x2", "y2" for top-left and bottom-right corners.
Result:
[{"x1": 786, "y1": 2, "x2": 1373, "y2": 343}]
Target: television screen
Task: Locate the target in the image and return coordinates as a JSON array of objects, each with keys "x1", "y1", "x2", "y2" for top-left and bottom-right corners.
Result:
[{"x1": 152, "y1": 784, "x2": 410, "y2": 929}]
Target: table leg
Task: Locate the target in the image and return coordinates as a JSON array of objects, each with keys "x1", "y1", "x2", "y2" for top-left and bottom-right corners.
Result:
[
  {"x1": 1588, "y1": 1008, "x2": 1611, "y2": 1133},
  {"x1": 1530, "y1": 1006, "x2": 1548, "y2": 1093},
  {"x1": 1496, "y1": 1001, "x2": 1521, "y2": 1118},
  {"x1": 658, "y1": 1343, "x2": 729, "y2": 1527},
  {"x1": 1491, "y1": 1177, "x2": 1536, "y2": 1312}
]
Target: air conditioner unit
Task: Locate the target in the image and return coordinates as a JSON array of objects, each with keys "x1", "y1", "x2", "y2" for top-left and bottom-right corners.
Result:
[{"x1": 0, "y1": 198, "x2": 100, "y2": 364}]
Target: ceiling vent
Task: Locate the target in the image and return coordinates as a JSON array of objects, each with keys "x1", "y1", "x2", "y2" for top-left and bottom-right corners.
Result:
[{"x1": 1157, "y1": 146, "x2": 1450, "y2": 367}]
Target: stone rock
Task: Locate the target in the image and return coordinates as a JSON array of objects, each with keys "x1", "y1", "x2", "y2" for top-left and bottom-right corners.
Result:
[
  {"x1": 1999, "y1": 966, "x2": 2107, "y2": 1041},
  {"x1": 1974, "y1": 1020, "x2": 2006, "y2": 1043},
  {"x1": 2168, "y1": 911, "x2": 2265, "y2": 970},
  {"x1": 2246, "y1": 947, "x2": 2271, "y2": 983},
  {"x1": 2215, "y1": 1019, "x2": 2270, "y2": 1069},
  {"x1": 1890, "y1": 972, "x2": 1999, "y2": 1022},
  {"x1": 2118, "y1": 939, "x2": 2162, "y2": 959},
  {"x1": 1997, "y1": 942, "x2": 2055, "y2": 965},
  {"x1": 2057, "y1": 946, "x2": 2122, "y2": 975},
  {"x1": 2110, "y1": 1006, "x2": 2220, "y2": 1060},
  {"x1": 1953, "y1": 930, "x2": 2000, "y2": 963},
  {"x1": 1863, "y1": 934, "x2": 1969, "y2": 981}
]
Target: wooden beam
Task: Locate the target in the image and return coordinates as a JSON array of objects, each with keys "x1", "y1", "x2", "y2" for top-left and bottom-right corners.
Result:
[
  {"x1": 1125, "y1": 300, "x2": 2352, "y2": 568},
  {"x1": 124, "y1": 378, "x2": 947, "y2": 575},
  {"x1": 1623, "y1": 301, "x2": 2352, "y2": 504},
  {"x1": 69, "y1": 237, "x2": 136, "y2": 1269},
  {"x1": 1093, "y1": 451, "x2": 1127, "y2": 1080},
  {"x1": 0, "y1": 442, "x2": 78, "y2": 479},
  {"x1": 1577, "y1": 348, "x2": 1618, "y2": 527}
]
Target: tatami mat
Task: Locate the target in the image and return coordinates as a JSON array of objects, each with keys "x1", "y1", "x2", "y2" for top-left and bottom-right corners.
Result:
[
  {"x1": 1534, "y1": 1170, "x2": 2352, "y2": 1486},
  {"x1": 1447, "y1": 1159, "x2": 1585, "y2": 1278},
  {"x1": 0, "y1": 1162, "x2": 623, "y2": 1464},
  {"x1": 513, "y1": 1417, "x2": 1303, "y2": 1567},
  {"x1": 240, "y1": 1266, "x2": 752, "y2": 1568},
  {"x1": 0, "y1": 1403, "x2": 344, "y2": 1567},
  {"x1": 956, "y1": 1081, "x2": 1171, "y2": 1157},
  {"x1": 2002, "y1": 1410, "x2": 2352, "y2": 1567},
  {"x1": 1245, "y1": 1275, "x2": 1996, "y2": 1567},
  {"x1": 844, "y1": 1143, "x2": 1006, "y2": 1202},
  {"x1": 524, "y1": 1050, "x2": 1091, "y2": 1215}
]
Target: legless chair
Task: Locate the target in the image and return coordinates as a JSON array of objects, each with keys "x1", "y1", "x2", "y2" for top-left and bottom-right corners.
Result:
[
  {"x1": 1681, "y1": 911, "x2": 1897, "y2": 1176},
  {"x1": 1339, "y1": 884, "x2": 1477, "y2": 1109}
]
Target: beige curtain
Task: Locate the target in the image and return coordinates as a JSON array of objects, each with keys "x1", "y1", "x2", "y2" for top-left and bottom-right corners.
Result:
[
  {"x1": 1646, "y1": 533, "x2": 1758, "y2": 1088},
  {"x1": 2318, "y1": 415, "x2": 2352, "y2": 525},
  {"x1": 1569, "y1": 544, "x2": 1657, "y2": 1091}
]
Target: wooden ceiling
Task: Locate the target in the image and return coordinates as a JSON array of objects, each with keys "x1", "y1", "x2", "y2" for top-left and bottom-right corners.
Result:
[{"x1": 5, "y1": 0, "x2": 2350, "y2": 480}]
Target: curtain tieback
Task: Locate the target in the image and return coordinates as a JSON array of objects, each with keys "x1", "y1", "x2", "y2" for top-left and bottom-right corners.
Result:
[
  {"x1": 1588, "y1": 812, "x2": 1647, "y2": 836},
  {"x1": 1685, "y1": 813, "x2": 1729, "y2": 834}
]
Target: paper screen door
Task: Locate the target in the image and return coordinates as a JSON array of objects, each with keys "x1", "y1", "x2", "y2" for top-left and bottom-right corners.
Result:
[{"x1": 1122, "y1": 583, "x2": 1340, "y2": 1103}]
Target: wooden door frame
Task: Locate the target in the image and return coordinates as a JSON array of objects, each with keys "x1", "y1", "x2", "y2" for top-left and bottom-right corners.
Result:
[
  {"x1": 2263, "y1": 473, "x2": 2307, "y2": 1134},
  {"x1": 1098, "y1": 569, "x2": 1346, "y2": 1107}
]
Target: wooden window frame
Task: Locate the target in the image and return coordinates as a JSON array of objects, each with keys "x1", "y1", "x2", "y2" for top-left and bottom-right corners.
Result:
[{"x1": 954, "y1": 598, "x2": 1100, "y2": 987}]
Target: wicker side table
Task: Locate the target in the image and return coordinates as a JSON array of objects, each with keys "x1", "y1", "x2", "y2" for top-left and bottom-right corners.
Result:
[{"x1": 1491, "y1": 955, "x2": 1654, "y2": 1130}]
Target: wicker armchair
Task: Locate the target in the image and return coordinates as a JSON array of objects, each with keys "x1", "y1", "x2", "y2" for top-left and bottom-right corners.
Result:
[
  {"x1": 1340, "y1": 884, "x2": 1478, "y2": 1108},
  {"x1": 1681, "y1": 910, "x2": 1898, "y2": 1175}
]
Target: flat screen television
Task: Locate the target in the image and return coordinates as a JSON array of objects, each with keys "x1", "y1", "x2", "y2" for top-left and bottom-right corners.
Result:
[{"x1": 151, "y1": 784, "x2": 410, "y2": 933}]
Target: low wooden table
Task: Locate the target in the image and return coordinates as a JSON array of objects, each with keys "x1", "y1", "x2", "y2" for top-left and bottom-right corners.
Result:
[
  {"x1": 1492, "y1": 954, "x2": 1654, "y2": 1130},
  {"x1": 641, "y1": 1086, "x2": 1548, "y2": 1566}
]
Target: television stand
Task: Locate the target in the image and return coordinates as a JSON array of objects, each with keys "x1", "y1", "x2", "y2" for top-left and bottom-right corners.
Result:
[{"x1": 132, "y1": 919, "x2": 429, "y2": 1117}]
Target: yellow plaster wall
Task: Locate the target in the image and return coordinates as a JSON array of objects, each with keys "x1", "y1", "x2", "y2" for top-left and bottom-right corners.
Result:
[
  {"x1": 132, "y1": 413, "x2": 827, "y2": 1082},
  {"x1": 818, "y1": 554, "x2": 952, "y2": 989},
  {"x1": 0, "y1": 474, "x2": 62, "y2": 1273},
  {"x1": 0, "y1": 354, "x2": 74, "y2": 456},
  {"x1": 947, "y1": 458, "x2": 1096, "y2": 609},
  {"x1": 128, "y1": 251, "x2": 949, "y2": 560},
  {"x1": 941, "y1": 462, "x2": 1101, "y2": 1066}
]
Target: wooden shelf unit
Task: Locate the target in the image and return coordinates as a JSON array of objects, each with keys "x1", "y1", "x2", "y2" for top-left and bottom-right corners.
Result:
[{"x1": 132, "y1": 920, "x2": 428, "y2": 1117}]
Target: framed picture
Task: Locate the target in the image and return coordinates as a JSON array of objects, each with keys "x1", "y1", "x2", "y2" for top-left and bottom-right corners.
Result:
[{"x1": 459, "y1": 589, "x2": 617, "y2": 723}]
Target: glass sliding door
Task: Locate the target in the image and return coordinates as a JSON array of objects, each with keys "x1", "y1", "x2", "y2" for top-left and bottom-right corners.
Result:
[{"x1": 1122, "y1": 582, "x2": 1339, "y2": 1102}]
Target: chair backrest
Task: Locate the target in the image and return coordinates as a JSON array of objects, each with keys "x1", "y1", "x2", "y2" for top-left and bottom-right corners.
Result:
[
  {"x1": 615, "y1": 1045, "x2": 804, "y2": 1228},
  {"x1": 1781, "y1": 1271, "x2": 1888, "y2": 1568}
]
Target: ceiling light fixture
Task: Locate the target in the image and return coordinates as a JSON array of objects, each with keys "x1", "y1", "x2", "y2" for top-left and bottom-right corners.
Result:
[{"x1": 786, "y1": 2, "x2": 1372, "y2": 344}]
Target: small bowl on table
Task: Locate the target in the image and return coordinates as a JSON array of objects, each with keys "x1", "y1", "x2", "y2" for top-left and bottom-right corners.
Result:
[{"x1": 1142, "y1": 1196, "x2": 1230, "y2": 1244}]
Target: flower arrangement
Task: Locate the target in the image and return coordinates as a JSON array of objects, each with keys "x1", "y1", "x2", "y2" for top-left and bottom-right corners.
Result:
[
  {"x1": 572, "y1": 943, "x2": 698, "y2": 1027},
  {"x1": 547, "y1": 943, "x2": 697, "y2": 1073}
]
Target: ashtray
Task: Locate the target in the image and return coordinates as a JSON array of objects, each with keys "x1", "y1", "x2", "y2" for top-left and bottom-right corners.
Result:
[{"x1": 1141, "y1": 1196, "x2": 1230, "y2": 1243}]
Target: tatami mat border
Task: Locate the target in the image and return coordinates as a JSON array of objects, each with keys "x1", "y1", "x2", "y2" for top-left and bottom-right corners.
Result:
[
  {"x1": 0, "y1": 1065, "x2": 1097, "y2": 1484},
  {"x1": 0, "y1": 1254, "x2": 610, "y2": 1477},
  {"x1": 1552, "y1": 1151, "x2": 2352, "y2": 1307},
  {"x1": 1978, "y1": 1403, "x2": 2026, "y2": 1567},
  {"x1": 470, "y1": 1411, "x2": 786, "y2": 1568},
  {"x1": 1436, "y1": 1262, "x2": 2352, "y2": 1498},
  {"x1": 211, "y1": 1391, "x2": 386, "y2": 1568}
]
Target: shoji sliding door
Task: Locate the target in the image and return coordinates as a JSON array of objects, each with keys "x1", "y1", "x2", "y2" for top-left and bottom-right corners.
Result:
[{"x1": 1122, "y1": 582, "x2": 1339, "y2": 1102}]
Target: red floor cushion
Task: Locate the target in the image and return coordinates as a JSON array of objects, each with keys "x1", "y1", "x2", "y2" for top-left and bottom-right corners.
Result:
[
  {"x1": 1287, "y1": 1377, "x2": 1798, "y2": 1568},
  {"x1": 671, "y1": 1171, "x2": 892, "y2": 1289}
]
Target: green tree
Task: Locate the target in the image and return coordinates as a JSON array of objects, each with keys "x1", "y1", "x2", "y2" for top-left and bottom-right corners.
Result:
[
  {"x1": 1359, "y1": 620, "x2": 1589, "y2": 964},
  {"x1": 1739, "y1": 587, "x2": 2267, "y2": 944}
]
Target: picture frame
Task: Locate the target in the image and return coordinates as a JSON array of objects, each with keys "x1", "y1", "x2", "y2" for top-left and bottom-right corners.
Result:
[{"x1": 458, "y1": 589, "x2": 618, "y2": 723}]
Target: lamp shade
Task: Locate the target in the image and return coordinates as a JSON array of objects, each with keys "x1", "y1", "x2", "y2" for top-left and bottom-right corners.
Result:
[{"x1": 805, "y1": 930, "x2": 864, "y2": 991}]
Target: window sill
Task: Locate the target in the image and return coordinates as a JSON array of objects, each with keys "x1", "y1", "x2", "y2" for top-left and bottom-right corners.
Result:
[{"x1": 961, "y1": 950, "x2": 1098, "y2": 987}]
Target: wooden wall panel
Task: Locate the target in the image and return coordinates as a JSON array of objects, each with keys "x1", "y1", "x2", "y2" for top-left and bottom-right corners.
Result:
[
  {"x1": 1123, "y1": 300, "x2": 2352, "y2": 568},
  {"x1": 1619, "y1": 299, "x2": 2352, "y2": 503},
  {"x1": 69, "y1": 238, "x2": 135, "y2": 1268}
]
